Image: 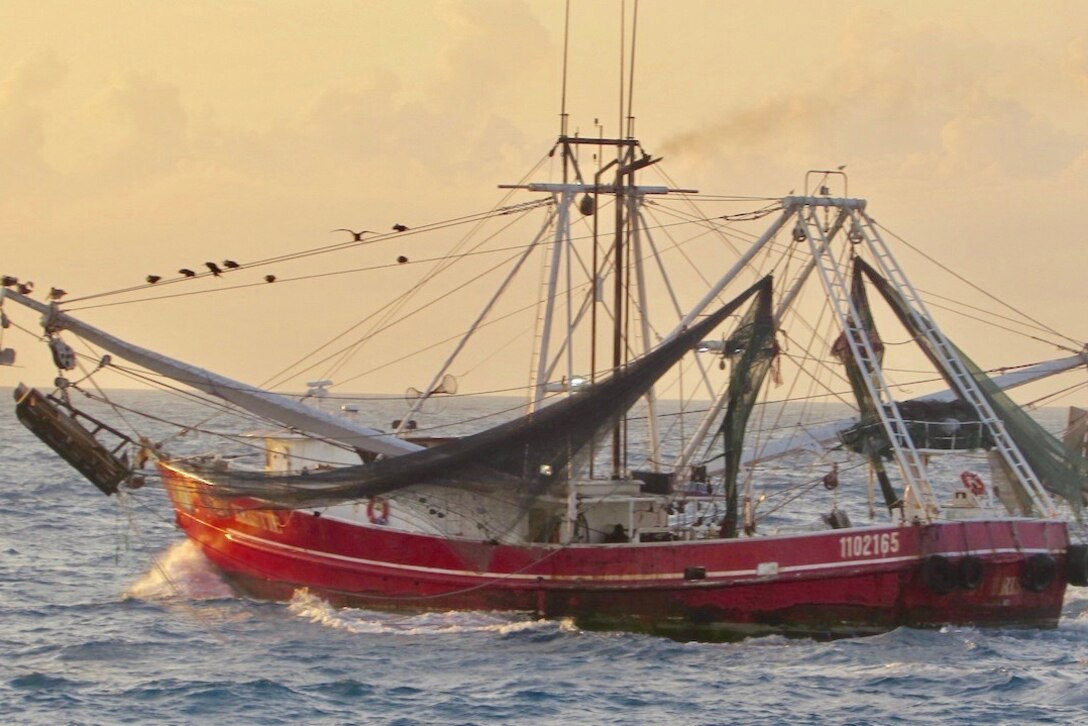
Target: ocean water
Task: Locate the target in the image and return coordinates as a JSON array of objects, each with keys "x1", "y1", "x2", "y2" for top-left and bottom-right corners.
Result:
[{"x1": 3, "y1": 390, "x2": 1088, "y2": 725}]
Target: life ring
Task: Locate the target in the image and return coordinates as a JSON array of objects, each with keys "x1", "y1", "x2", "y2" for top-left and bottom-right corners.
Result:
[
  {"x1": 921, "y1": 554, "x2": 956, "y2": 595},
  {"x1": 958, "y1": 556, "x2": 985, "y2": 590},
  {"x1": 960, "y1": 471, "x2": 985, "y2": 496},
  {"x1": 1020, "y1": 553, "x2": 1057, "y2": 593},
  {"x1": 367, "y1": 498, "x2": 390, "y2": 525},
  {"x1": 1067, "y1": 544, "x2": 1088, "y2": 587},
  {"x1": 273, "y1": 510, "x2": 294, "y2": 530}
]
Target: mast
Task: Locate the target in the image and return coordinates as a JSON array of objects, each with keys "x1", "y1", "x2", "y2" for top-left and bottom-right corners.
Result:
[{"x1": 611, "y1": 141, "x2": 630, "y2": 478}]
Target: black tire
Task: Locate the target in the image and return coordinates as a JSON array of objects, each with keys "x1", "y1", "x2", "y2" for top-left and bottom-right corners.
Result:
[
  {"x1": 921, "y1": 554, "x2": 956, "y2": 595},
  {"x1": 958, "y1": 556, "x2": 985, "y2": 591},
  {"x1": 1066, "y1": 544, "x2": 1088, "y2": 587},
  {"x1": 1020, "y1": 553, "x2": 1057, "y2": 593}
]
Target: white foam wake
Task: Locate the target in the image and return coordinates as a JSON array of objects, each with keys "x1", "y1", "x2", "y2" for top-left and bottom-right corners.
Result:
[
  {"x1": 126, "y1": 540, "x2": 234, "y2": 601},
  {"x1": 287, "y1": 588, "x2": 576, "y2": 636}
]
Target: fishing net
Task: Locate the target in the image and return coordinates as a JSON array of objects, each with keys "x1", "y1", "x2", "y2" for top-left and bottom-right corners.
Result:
[{"x1": 177, "y1": 277, "x2": 775, "y2": 510}]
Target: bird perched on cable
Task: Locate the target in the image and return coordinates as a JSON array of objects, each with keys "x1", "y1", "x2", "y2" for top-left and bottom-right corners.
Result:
[
  {"x1": 205, "y1": 262, "x2": 223, "y2": 276},
  {"x1": 264, "y1": 274, "x2": 276, "y2": 283},
  {"x1": 17, "y1": 281, "x2": 34, "y2": 294},
  {"x1": 223, "y1": 260, "x2": 240, "y2": 269},
  {"x1": 48, "y1": 287, "x2": 67, "y2": 301},
  {"x1": 146, "y1": 275, "x2": 162, "y2": 284},
  {"x1": 1, "y1": 275, "x2": 17, "y2": 288},
  {"x1": 179, "y1": 268, "x2": 196, "y2": 278},
  {"x1": 333, "y1": 229, "x2": 376, "y2": 242},
  {"x1": 392, "y1": 224, "x2": 409, "y2": 232},
  {"x1": 397, "y1": 255, "x2": 409, "y2": 264}
]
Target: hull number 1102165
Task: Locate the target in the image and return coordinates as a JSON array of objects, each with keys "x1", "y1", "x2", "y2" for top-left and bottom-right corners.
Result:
[{"x1": 840, "y1": 532, "x2": 900, "y2": 559}]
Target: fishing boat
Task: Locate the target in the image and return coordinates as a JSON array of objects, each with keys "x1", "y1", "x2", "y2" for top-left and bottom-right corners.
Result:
[{"x1": 4, "y1": 45, "x2": 1088, "y2": 644}]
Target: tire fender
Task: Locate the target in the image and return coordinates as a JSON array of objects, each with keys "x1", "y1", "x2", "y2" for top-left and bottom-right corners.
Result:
[{"x1": 921, "y1": 554, "x2": 956, "y2": 595}]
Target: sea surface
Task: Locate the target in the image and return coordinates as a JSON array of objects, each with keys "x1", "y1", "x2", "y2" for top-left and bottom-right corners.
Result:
[{"x1": 3, "y1": 389, "x2": 1088, "y2": 725}]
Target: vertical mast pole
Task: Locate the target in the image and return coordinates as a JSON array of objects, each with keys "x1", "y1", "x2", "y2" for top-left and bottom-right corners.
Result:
[
  {"x1": 532, "y1": 192, "x2": 574, "y2": 410},
  {"x1": 631, "y1": 191, "x2": 661, "y2": 469},
  {"x1": 611, "y1": 148, "x2": 630, "y2": 478},
  {"x1": 589, "y1": 126, "x2": 603, "y2": 478}
]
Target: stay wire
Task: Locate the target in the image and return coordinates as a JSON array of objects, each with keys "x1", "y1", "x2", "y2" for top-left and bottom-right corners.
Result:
[
  {"x1": 318, "y1": 203, "x2": 549, "y2": 387},
  {"x1": 266, "y1": 152, "x2": 554, "y2": 389},
  {"x1": 873, "y1": 219, "x2": 1084, "y2": 350},
  {"x1": 64, "y1": 232, "x2": 549, "y2": 315}
]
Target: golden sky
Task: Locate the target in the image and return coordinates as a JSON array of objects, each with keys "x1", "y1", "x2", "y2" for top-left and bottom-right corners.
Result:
[{"x1": 2, "y1": 1, "x2": 1087, "y2": 399}]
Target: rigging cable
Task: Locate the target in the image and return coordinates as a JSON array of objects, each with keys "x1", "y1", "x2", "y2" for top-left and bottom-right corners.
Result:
[
  {"x1": 64, "y1": 238, "x2": 543, "y2": 314},
  {"x1": 269, "y1": 153, "x2": 555, "y2": 389},
  {"x1": 873, "y1": 219, "x2": 1084, "y2": 350},
  {"x1": 318, "y1": 207, "x2": 549, "y2": 386},
  {"x1": 1024, "y1": 380, "x2": 1088, "y2": 410},
  {"x1": 62, "y1": 193, "x2": 553, "y2": 308},
  {"x1": 914, "y1": 287, "x2": 1081, "y2": 347}
]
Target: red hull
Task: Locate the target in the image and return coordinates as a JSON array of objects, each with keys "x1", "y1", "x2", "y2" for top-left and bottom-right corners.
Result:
[{"x1": 162, "y1": 466, "x2": 1069, "y2": 640}]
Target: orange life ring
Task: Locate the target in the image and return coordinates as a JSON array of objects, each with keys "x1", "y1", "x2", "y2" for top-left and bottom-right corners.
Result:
[
  {"x1": 960, "y1": 471, "x2": 985, "y2": 496},
  {"x1": 273, "y1": 510, "x2": 294, "y2": 530},
  {"x1": 367, "y1": 498, "x2": 390, "y2": 525}
]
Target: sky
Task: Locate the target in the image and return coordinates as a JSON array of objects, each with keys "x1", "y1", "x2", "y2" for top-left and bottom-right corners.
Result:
[{"x1": 1, "y1": 0, "x2": 1087, "y2": 400}]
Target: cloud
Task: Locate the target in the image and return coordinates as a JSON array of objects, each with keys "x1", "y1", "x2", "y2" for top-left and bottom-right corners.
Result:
[
  {"x1": 0, "y1": 52, "x2": 66, "y2": 194},
  {"x1": 435, "y1": 0, "x2": 553, "y2": 108},
  {"x1": 1064, "y1": 37, "x2": 1088, "y2": 88},
  {"x1": 939, "y1": 90, "x2": 1080, "y2": 178},
  {"x1": 0, "y1": 50, "x2": 65, "y2": 101},
  {"x1": 82, "y1": 72, "x2": 189, "y2": 183},
  {"x1": 179, "y1": 0, "x2": 557, "y2": 221}
]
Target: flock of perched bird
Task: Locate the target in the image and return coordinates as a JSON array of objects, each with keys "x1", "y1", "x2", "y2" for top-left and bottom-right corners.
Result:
[
  {"x1": 162, "y1": 259, "x2": 262, "y2": 284},
  {"x1": 2, "y1": 224, "x2": 414, "y2": 302},
  {"x1": 1, "y1": 275, "x2": 35, "y2": 296},
  {"x1": 151, "y1": 223, "x2": 412, "y2": 286}
]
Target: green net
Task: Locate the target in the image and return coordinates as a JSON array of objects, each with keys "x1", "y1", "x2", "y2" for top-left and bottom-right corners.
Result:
[
  {"x1": 831, "y1": 260, "x2": 902, "y2": 511},
  {"x1": 718, "y1": 277, "x2": 778, "y2": 537},
  {"x1": 857, "y1": 258, "x2": 1086, "y2": 513}
]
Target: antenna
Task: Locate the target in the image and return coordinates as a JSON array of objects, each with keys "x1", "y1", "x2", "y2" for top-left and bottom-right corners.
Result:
[
  {"x1": 559, "y1": 0, "x2": 571, "y2": 137},
  {"x1": 626, "y1": 0, "x2": 639, "y2": 138},
  {"x1": 622, "y1": 0, "x2": 631, "y2": 141},
  {"x1": 559, "y1": 1, "x2": 639, "y2": 141}
]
